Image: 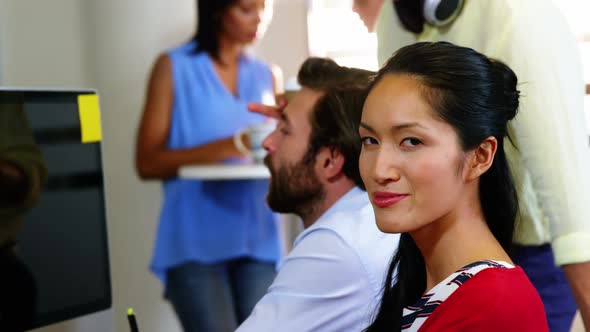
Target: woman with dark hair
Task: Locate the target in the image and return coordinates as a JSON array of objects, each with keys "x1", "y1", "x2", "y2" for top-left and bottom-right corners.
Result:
[
  {"x1": 375, "y1": 2, "x2": 590, "y2": 330},
  {"x1": 135, "y1": 1, "x2": 281, "y2": 331},
  {"x1": 359, "y1": 42, "x2": 548, "y2": 331}
]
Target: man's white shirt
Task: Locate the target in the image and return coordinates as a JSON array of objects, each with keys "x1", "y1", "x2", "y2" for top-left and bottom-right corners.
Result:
[{"x1": 237, "y1": 187, "x2": 399, "y2": 332}]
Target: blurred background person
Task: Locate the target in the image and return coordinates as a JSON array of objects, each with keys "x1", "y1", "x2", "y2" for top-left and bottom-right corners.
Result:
[
  {"x1": 0, "y1": 102, "x2": 47, "y2": 331},
  {"x1": 372, "y1": 1, "x2": 590, "y2": 331},
  {"x1": 135, "y1": 0, "x2": 283, "y2": 331}
]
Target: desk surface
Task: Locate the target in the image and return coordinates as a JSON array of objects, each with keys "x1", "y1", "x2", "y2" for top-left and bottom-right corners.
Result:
[{"x1": 179, "y1": 164, "x2": 270, "y2": 180}]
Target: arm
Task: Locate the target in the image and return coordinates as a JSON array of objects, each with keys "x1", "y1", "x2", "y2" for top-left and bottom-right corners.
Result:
[
  {"x1": 563, "y1": 262, "x2": 590, "y2": 331},
  {"x1": 237, "y1": 230, "x2": 376, "y2": 332},
  {"x1": 135, "y1": 54, "x2": 246, "y2": 180},
  {"x1": 247, "y1": 102, "x2": 284, "y2": 119}
]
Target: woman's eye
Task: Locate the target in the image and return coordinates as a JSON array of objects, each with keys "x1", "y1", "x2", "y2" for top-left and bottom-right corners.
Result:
[
  {"x1": 279, "y1": 127, "x2": 289, "y2": 135},
  {"x1": 361, "y1": 136, "x2": 378, "y2": 145},
  {"x1": 400, "y1": 137, "x2": 422, "y2": 147},
  {"x1": 239, "y1": 5, "x2": 255, "y2": 14}
]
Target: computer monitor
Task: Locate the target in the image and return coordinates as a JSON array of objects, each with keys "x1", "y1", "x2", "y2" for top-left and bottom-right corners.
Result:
[{"x1": 0, "y1": 88, "x2": 111, "y2": 329}]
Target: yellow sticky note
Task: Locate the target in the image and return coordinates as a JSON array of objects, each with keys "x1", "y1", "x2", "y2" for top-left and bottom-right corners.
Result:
[{"x1": 77, "y1": 94, "x2": 102, "y2": 143}]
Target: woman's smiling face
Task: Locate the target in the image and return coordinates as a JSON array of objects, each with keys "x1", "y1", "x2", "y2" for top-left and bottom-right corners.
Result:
[{"x1": 359, "y1": 74, "x2": 470, "y2": 234}]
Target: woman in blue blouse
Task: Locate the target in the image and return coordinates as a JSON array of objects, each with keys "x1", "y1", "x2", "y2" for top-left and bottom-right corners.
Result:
[{"x1": 135, "y1": 0, "x2": 282, "y2": 331}]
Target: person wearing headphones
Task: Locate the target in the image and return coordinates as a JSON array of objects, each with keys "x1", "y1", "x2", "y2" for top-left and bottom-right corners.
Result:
[{"x1": 368, "y1": 1, "x2": 590, "y2": 331}]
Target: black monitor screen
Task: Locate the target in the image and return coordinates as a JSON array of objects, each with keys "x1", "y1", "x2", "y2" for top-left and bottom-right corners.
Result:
[{"x1": 0, "y1": 89, "x2": 111, "y2": 329}]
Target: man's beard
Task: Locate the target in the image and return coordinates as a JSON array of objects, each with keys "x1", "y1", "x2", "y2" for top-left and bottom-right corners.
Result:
[{"x1": 264, "y1": 154, "x2": 324, "y2": 219}]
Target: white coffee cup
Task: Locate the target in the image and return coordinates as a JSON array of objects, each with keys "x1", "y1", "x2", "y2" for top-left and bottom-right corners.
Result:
[{"x1": 233, "y1": 121, "x2": 276, "y2": 163}]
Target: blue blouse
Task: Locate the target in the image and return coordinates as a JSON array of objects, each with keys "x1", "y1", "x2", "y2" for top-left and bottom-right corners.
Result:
[{"x1": 150, "y1": 42, "x2": 281, "y2": 283}]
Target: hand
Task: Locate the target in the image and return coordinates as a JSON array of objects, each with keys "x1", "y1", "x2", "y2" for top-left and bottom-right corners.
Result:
[{"x1": 247, "y1": 98, "x2": 287, "y2": 119}]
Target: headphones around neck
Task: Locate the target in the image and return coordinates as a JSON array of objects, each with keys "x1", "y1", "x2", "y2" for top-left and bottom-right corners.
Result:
[{"x1": 422, "y1": 0, "x2": 464, "y2": 26}]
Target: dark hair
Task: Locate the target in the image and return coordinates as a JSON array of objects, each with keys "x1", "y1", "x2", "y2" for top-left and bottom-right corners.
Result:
[
  {"x1": 297, "y1": 58, "x2": 374, "y2": 188},
  {"x1": 193, "y1": 0, "x2": 238, "y2": 60},
  {"x1": 364, "y1": 41, "x2": 520, "y2": 331}
]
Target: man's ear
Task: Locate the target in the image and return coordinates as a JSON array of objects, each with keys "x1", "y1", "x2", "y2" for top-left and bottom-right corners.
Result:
[
  {"x1": 464, "y1": 136, "x2": 497, "y2": 181},
  {"x1": 316, "y1": 147, "x2": 346, "y2": 182}
]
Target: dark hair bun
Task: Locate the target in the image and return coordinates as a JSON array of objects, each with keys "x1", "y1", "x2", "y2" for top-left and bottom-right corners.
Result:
[{"x1": 491, "y1": 59, "x2": 520, "y2": 121}]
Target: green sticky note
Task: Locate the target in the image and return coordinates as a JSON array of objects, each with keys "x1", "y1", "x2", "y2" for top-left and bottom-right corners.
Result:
[{"x1": 78, "y1": 94, "x2": 102, "y2": 143}]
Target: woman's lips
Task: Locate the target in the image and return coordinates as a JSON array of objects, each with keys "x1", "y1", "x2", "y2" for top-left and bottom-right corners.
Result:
[{"x1": 372, "y1": 191, "x2": 408, "y2": 208}]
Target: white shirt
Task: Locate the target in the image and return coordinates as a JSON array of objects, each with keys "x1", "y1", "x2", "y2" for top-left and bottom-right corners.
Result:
[
  {"x1": 237, "y1": 187, "x2": 399, "y2": 332},
  {"x1": 376, "y1": 0, "x2": 590, "y2": 266}
]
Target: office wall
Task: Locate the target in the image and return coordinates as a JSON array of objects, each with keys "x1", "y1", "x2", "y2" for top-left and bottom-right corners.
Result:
[
  {"x1": 254, "y1": 0, "x2": 310, "y2": 82},
  {"x1": 0, "y1": 0, "x2": 91, "y2": 88},
  {"x1": 0, "y1": 0, "x2": 309, "y2": 331}
]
